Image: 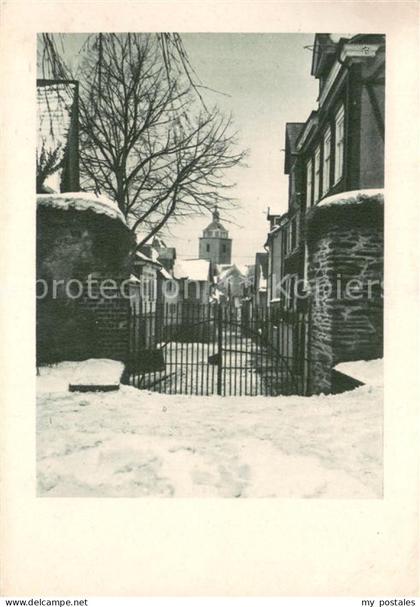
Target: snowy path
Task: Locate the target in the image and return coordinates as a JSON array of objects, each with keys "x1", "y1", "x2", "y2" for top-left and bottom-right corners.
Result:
[
  {"x1": 131, "y1": 334, "x2": 301, "y2": 396},
  {"x1": 37, "y1": 363, "x2": 383, "y2": 498}
]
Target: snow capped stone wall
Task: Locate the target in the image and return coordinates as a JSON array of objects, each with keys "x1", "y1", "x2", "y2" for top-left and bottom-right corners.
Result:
[
  {"x1": 307, "y1": 192, "x2": 384, "y2": 394},
  {"x1": 37, "y1": 195, "x2": 134, "y2": 363}
]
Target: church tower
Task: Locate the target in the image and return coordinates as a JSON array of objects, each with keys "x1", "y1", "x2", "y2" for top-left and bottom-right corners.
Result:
[{"x1": 199, "y1": 206, "x2": 232, "y2": 265}]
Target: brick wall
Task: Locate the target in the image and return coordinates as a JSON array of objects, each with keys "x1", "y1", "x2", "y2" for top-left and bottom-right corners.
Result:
[
  {"x1": 307, "y1": 192, "x2": 384, "y2": 394},
  {"x1": 79, "y1": 278, "x2": 130, "y2": 362}
]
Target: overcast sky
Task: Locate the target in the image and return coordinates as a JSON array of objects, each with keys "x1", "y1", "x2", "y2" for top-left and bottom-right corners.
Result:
[{"x1": 45, "y1": 33, "x2": 319, "y2": 266}]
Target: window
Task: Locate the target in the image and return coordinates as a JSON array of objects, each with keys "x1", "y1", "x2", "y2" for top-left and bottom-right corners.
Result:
[
  {"x1": 289, "y1": 217, "x2": 297, "y2": 252},
  {"x1": 322, "y1": 127, "x2": 331, "y2": 195},
  {"x1": 303, "y1": 243, "x2": 309, "y2": 285},
  {"x1": 306, "y1": 158, "x2": 313, "y2": 207},
  {"x1": 206, "y1": 243, "x2": 210, "y2": 252},
  {"x1": 222, "y1": 244, "x2": 226, "y2": 253},
  {"x1": 313, "y1": 146, "x2": 321, "y2": 203},
  {"x1": 334, "y1": 104, "x2": 345, "y2": 183}
]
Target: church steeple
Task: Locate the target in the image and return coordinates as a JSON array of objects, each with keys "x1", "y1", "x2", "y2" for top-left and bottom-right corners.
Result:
[{"x1": 199, "y1": 206, "x2": 232, "y2": 264}]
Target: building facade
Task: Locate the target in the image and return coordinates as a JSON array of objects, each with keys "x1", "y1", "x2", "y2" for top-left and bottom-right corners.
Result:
[
  {"x1": 266, "y1": 33, "x2": 385, "y2": 311},
  {"x1": 265, "y1": 210, "x2": 290, "y2": 307},
  {"x1": 299, "y1": 33, "x2": 385, "y2": 208},
  {"x1": 262, "y1": 33, "x2": 385, "y2": 393}
]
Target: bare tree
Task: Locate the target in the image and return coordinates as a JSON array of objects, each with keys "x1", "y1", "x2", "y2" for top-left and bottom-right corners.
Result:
[
  {"x1": 38, "y1": 33, "x2": 246, "y2": 249},
  {"x1": 36, "y1": 139, "x2": 63, "y2": 192}
]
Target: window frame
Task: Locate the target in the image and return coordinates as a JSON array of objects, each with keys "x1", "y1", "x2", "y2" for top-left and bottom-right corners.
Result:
[
  {"x1": 334, "y1": 103, "x2": 345, "y2": 185},
  {"x1": 305, "y1": 158, "x2": 313, "y2": 207},
  {"x1": 322, "y1": 126, "x2": 331, "y2": 195},
  {"x1": 313, "y1": 145, "x2": 321, "y2": 203}
]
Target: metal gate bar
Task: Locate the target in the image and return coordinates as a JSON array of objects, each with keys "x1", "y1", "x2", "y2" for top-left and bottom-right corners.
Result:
[{"x1": 126, "y1": 300, "x2": 311, "y2": 397}]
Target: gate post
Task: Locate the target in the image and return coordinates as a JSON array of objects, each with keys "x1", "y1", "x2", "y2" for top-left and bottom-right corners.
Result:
[{"x1": 217, "y1": 304, "x2": 223, "y2": 396}]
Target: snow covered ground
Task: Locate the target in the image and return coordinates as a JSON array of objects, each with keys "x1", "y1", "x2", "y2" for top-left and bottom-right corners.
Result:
[{"x1": 37, "y1": 360, "x2": 383, "y2": 498}]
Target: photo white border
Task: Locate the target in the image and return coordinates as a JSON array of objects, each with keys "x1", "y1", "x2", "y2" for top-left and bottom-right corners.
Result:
[{"x1": 0, "y1": 0, "x2": 418, "y2": 596}]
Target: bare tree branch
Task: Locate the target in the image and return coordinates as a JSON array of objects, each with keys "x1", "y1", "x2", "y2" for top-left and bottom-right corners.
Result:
[{"x1": 37, "y1": 33, "x2": 247, "y2": 249}]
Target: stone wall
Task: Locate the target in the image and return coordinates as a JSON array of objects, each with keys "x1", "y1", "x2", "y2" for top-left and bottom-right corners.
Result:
[
  {"x1": 307, "y1": 237, "x2": 334, "y2": 393},
  {"x1": 37, "y1": 201, "x2": 134, "y2": 364},
  {"x1": 79, "y1": 279, "x2": 130, "y2": 362},
  {"x1": 307, "y1": 192, "x2": 384, "y2": 394}
]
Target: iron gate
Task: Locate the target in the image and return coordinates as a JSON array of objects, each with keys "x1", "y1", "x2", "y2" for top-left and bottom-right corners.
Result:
[{"x1": 126, "y1": 301, "x2": 310, "y2": 396}]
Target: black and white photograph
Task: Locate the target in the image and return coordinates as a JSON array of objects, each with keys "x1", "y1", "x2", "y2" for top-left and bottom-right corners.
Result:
[{"x1": 35, "y1": 32, "x2": 385, "y2": 499}]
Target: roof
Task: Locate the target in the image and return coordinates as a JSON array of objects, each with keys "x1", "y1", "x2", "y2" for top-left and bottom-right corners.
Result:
[
  {"x1": 37, "y1": 192, "x2": 128, "y2": 227},
  {"x1": 310, "y1": 34, "x2": 343, "y2": 78},
  {"x1": 202, "y1": 207, "x2": 229, "y2": 236},
  {"x1": 140, "y1": 243, "x2": 160, "y2": 262},
  {"x1": 216, "y1": 264, "x2": 247, "y2": 281},
  {"x1": 159, "y1": 267, "x2": 173, "y2": 280},
  {"x1": 295, "y1": 111, "x2": 319, "y2": 153},
  {"x1": 135, "y1": 251, "x2": 162, "y2": 267},
  {"x1": 203, "y1": 220, "x2": 228, "y2": 235},
  {"x1": 316, "y1": 188, "x2": 384, "y2": 209},
  {"x1": 267, "y1": 212, "x2": 289, "y2": 235},
  {"x1": 264, "y1": 214, "x2": 289, "y2": 248},
  {"x1": 173, "y1": 258, "x2": 211, "y2": 282}
]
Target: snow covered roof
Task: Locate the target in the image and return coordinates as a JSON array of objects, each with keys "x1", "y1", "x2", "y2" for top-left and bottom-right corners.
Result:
[
  {"x1": 138, "y1": 243, "x2": 161, "y2": 262},
  {"x1": 37, "y1": 192, "x2": 128, "y2": 227},
  {"x1": 316, "y1": 189, "x2": 384, "y2": 209},
  {"x1": 329, "y1": 33, "x2": 353, "y2": 43},
  {"x1": 159, "y1": 267, "x2": 173, "y2": 280},
  {"x1": 237, "y1": 265, "x2": 250, "y2": 277},
  {"x1": 135, "y1": 251, "x2": 162, "y2": 267},
  {"x1": 217, "y1": 265, "x2": 233, "y2": 281},
  {"x1": 268, "y1": 224, "x2": 281, "y2": 236},
  {"x1": 174, "y1": 259, "x2": 211, "y2": 281},
  {"x1": 216, "y1": 263, "x2": 248, "y2": 278},
  {"x1": 307, "y1": 189, "x2": 384, "y2": 243}
]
